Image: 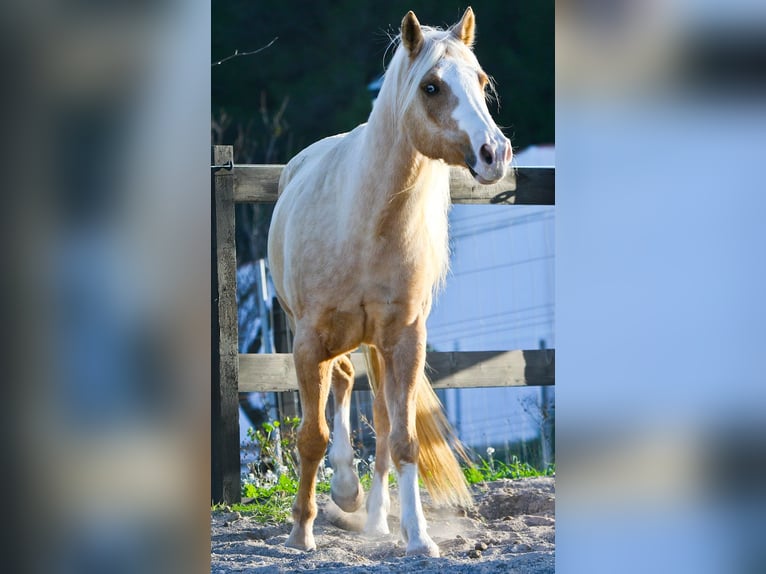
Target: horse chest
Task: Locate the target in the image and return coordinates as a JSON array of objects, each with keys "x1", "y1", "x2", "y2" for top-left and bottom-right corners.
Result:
[{"x1": 359, "y1": 240, "x2": 438, "y2": 294}]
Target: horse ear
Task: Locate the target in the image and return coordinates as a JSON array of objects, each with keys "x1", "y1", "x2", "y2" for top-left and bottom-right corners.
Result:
[
  {"x1": 401, "y1": 11, "x2": 424, "y2": 58},
  {"x1": 453, "y1": 6, "x2": 476, "y2": 48}
]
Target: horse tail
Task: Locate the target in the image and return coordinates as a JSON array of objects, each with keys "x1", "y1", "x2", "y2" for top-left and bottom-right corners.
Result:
[{"x1": 362, "y1": 345, "x2": 473, "y2": 507}]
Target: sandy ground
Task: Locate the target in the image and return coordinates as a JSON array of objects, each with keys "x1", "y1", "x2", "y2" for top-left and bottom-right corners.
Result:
[{"x1": 211, "y1": 476, "x2": 554, "y2": 573}]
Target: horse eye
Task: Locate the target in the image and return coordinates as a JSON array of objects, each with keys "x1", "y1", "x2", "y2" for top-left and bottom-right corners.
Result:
[{"x1": 423, "y1": 83, "x2": 439, "y2": 95}]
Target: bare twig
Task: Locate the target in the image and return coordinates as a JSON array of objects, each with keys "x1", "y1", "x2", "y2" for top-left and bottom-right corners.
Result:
[{"x1": 212, "y1": 37, "x2": 278, "y2": 67}]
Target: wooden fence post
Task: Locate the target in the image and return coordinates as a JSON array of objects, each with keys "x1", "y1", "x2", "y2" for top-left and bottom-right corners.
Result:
[{"x1": 211, "y1": 145, "x2": 241, "y2": 504}]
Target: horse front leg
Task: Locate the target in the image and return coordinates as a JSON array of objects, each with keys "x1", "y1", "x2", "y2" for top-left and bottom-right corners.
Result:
[
  {"x1": 383, "y1": 321, "x2": 439, "y2": 557},
  {"x1": 328, "y1": 353, "x2": 364, "y2": 512},
  {"x1": 285, "y1": 329, "x2": 332, "y2": 551},
  {"x1": 364, "y1": 367, "x2": 392, "y2": 537}
]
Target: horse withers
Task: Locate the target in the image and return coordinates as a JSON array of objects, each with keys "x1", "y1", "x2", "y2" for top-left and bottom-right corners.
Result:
[{"x1": 267, "y1": 7, "x2": 512, "y2": 557}]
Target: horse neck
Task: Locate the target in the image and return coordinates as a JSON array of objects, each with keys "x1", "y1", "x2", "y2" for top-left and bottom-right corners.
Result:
[
  {"x1": 360, "y1": 100, "x2": 450, "y2": 234},
  {"x1": 355, "y1": 99, "x2": 451, "y2": 291}
]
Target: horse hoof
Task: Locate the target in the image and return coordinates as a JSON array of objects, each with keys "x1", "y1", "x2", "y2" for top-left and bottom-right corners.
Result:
[
  {"x1": 285, "y1": 533, "x2": 316, "y2": 552},
  {"x1": 331, "y1": 483, "x2": 364, "y2": 513},
  {"x1": 405, "y1": 540, "x2": 440, "y2": 557}
]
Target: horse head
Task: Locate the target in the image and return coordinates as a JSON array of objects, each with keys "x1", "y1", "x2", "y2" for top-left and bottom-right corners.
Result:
[{"x1": 397, "y1": 8, "x2": 512, "y2": 184}]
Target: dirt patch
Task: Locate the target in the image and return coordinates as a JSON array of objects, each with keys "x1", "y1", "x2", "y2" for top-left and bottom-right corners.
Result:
[{"x1": 211, "y1": 477, "x2": 554, "y2": 573}]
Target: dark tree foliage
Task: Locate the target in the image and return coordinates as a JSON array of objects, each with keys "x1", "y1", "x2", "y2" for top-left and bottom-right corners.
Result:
[{"x1": 212, "y1": 0, "x2": 553, "y2": 261}]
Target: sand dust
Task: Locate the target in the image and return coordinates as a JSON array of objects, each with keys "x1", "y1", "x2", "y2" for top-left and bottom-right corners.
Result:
[{"x1": 211, "y1": 476, "x2": 554, "y2": 573}]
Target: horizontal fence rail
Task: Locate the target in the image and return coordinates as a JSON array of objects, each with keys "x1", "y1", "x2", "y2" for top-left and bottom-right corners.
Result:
[
  {"x1": 238, "y1": 349, "x2": 555, "y2": 393},
  {"x1": 232, "y1": 164, "x2": 555, "y2": 205}
]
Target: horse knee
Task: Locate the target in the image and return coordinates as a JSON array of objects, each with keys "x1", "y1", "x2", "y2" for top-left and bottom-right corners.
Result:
[
  {"x1": 297, "y1": 421, "x2": 330, "y2": 463},
  {"x1": 389, "y1": 428, "x2": 418, "y2": 467},
  {"x1": 330, "y1": 356, "x2": 354, "y2": 410},
  {"x1": 334, "y1": 354, "x2": 354, "y2": 380}
]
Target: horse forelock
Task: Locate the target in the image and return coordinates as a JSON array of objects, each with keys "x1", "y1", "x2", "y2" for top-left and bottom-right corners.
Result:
[
  {"x1": 395, "y1": 29, "x2": 446, "y2": 113},
  {"x1": 379, "y1": 27, "x2": 479, "y2": 125}
]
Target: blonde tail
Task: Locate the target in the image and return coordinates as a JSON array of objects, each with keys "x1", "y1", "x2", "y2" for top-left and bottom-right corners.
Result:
[{"x1": 362, "y1": 345, "x2": 472, "y2": 507}]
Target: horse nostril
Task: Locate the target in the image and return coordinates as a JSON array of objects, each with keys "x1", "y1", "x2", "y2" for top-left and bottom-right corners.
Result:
[{"x1": 480, "y1": 143, "x2": 494, "y2": 165}]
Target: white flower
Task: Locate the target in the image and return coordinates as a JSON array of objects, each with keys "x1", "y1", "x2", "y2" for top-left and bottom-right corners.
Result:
[
  {"x1": 325, "y1": 467, "x2": 334, "y2": 478},
  {"x1": 486, "y1": 447, "x2": 496, "y2": 456}
]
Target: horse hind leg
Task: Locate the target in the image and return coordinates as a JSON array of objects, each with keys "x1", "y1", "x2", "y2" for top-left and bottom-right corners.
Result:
[
  {"x1": 328, "y1": 353, "x2": 364, "y2": 513},
  {"x1": 285, "y1": 329, "x2": 332, "y2": 552}
]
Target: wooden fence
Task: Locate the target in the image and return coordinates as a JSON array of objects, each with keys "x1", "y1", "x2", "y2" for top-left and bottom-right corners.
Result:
[{"x1": 211, "y1": 145, "x2": 556, "y2": 504}]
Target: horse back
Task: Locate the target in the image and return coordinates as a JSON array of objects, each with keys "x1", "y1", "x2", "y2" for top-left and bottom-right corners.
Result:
[{"x1": 277, "y1": 130, "x2": 357, "y2": 198}]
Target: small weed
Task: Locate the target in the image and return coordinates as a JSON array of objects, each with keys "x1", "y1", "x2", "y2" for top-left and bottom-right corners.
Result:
[{"x1": 245, "y1": 417, "x2": 301, "y2": 481}]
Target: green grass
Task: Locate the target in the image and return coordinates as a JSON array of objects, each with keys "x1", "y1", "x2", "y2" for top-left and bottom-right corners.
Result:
[
  {"x1": 464, "y1": 454, "x2": 555, "y2": 484},
  {"x1": 214, "y1": 421, "x2": 554, "y2": 525},
  {"x1": 219, "y1": 473, "x2": 330, "y2": 524}
]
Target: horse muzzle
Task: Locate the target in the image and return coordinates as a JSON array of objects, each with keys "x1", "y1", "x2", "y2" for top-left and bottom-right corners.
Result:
[{"x1": 466, "y1": 136, "x2": 512, "y2": 185}]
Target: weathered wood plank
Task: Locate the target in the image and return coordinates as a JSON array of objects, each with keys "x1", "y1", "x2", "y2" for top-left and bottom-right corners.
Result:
[
  {"x1": 233, "y1": 164, "x2": 283, "y2": 203},
  {"x1": 233, "y1": 165, "x2": 554, "y2": 205},
  {"x1": 448, "y1": 166, "x2": 555, "y2": 205},
  {"x1": 238, "y1": 350, "x2": 555, "y2": 393},
  {"x1": 211, "y1": 145, "x2": 241, "y2": 504}
]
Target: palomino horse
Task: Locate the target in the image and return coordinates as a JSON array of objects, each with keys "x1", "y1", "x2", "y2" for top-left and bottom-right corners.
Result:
[{"x1": 267, "y1": 8, "x2": 511, "y2": 557}]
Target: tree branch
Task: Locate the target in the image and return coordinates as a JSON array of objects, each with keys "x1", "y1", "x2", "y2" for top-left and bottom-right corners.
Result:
[{"x1": 212, "y1": 37, "x2": 278, "y2": 67}]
